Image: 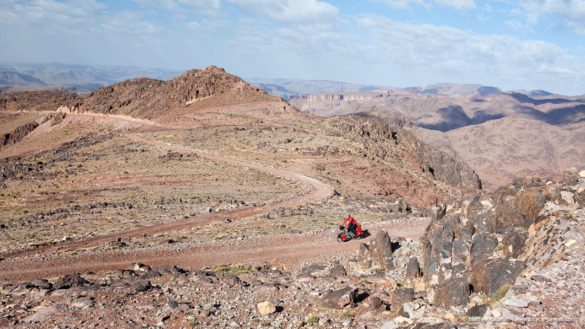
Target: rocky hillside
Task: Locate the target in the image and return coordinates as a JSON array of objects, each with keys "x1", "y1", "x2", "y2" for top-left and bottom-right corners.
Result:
[
  {"x1": 402, "y1": 169, "x2": 585, "y2": 327},
  {"x1": 0, "y1": 66, "x2": 275, "y2": 119},
  {"x1": 78, "y1": 66, "x2": 275, "y2": 119},
  {"x1": 1, "y1": 171, "x2": 581, "y2": 328},
  {"x1": 327, "y1": 115, "x2": 481, "y2": 192},
  {"x1": 0, "y1": 91, "x2": 82, "y2": 112},
  {"x1": 290, "y1": 90, "x2": 585, "y2": 189}
]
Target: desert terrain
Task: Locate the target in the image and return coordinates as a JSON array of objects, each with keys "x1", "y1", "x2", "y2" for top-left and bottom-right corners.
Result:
[
  {"x1": 288, "y1": 86, "x2": 585, "y2": 189},
  {"x1": 0, "y1": 67, "x2": 583, "y2": 328}
]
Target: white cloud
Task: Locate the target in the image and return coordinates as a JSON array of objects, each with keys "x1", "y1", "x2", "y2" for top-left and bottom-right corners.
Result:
[
  {"x1": 135, "y1": 0, "x2": 222, "y2": 15},
  {"x1": 513, "y1": 0, "x2": 585, "y2": 35},
  {"x1": 372, "y1": 0, "x2": 428, "y2": 9},
  {"x1": 355, "y1": 15, "x2": 585, "y2": 90},
  {"x1": 372, "y1": 0, "x2": 475, "y2": 11},
  {"x1": 434, "y1": 0, "x2": 475, "y2": 10},
  {"x1": 0, "y1": 0, "x2": 105, "y2": 26},
  {"x1": 228, "y1": 0, "x2": 339, "y2": 23}
]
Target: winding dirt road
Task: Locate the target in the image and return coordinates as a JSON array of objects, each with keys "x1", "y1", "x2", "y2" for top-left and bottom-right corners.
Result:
[
  {"x1": 1, "y1": 133, "x2": 334, "y2": 259},
  {"x1": 0, "y1": 116, "x2": 429, "y2": 282}
]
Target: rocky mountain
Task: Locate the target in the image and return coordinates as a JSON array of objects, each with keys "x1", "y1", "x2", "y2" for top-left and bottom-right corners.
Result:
[
  {"x1": 0, "y1": 66, "x2": 480, "y2": 206},
  {"x1": 290, "y1": 90, "x2": 585, "y2": 189},
  {"x1": 0, "y1": 66, "x2": 583, "y2": 328}
]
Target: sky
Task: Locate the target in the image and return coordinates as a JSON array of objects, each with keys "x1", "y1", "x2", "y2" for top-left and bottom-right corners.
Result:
[{"x1": 1, "y1": 0, "x2": 585, "y2": 95}]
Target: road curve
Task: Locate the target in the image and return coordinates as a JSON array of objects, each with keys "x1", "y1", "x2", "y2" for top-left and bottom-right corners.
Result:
[{"x1": 1, "y1": 134, "x2": 334, "y2": 259}]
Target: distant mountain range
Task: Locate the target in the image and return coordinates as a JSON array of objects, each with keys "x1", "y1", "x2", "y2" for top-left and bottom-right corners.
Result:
[
  {"x1": 0, "y1": 62, "x2": 178, "y2": 93},
  {"x1": 249, "y1": 79, "x2": 575, "y2": 99},
  {"x1": 288, "y1": 86, "x2": 585, "y2": 189},
  {"x1": 1, "y1": 62, "x2": 573, "y2": 100}
]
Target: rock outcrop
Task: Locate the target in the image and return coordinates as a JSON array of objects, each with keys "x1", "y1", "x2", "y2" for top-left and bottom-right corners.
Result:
[
  {"x1": 420, "y1": 172, "x2": 585, "y2": 310},
  {"x1": 358, "y1": 231, "x2": 395, "y2": 271},
  {"x1": 0, "y1": 90, "x2": 82, "y2": 112},
  {"x1": 1, "y1": 121, "x2": 39, "y2": 148}
]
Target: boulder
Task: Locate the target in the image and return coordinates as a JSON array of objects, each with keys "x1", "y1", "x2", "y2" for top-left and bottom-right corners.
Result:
[
  {"x1": 467, "y1": 304, "x2": 489, "y2": 317},
  {"x1": 470, "y1": 233, "x2": 498, "y2": 263},
  {"x1": 370, "y1": 231, "x2": 395, "y2": 270},
  {"x1": 53, "y1": 274, "x2": 90, "y2": 289},
  {"x1": 365, "y1": 296, "x2": 384, "y2": 311},
  {"x1": 256, "y1": 301, "x2": 277, "y2": 315},
  {"x1": 434, "y1": 277, "x2": 470, "y2": 307},
  {"x1": 465, "y1": 198, "x2": 484, "y2": 218},
  {"x1": 130, "y1": 280, "x2": 153, "y2": 292},
  {"x1": 359, "y1": 231, "x2": 394, "y2": 271},
  {"x1": 329, "y1": 262, "x2": 347, "y2": 277},
  {"x1": 358, "y1": 243, "x2": 372, "y2": 269},
  {"x1": 321, "y1": 287, "x2": 357, "y2": 309},
  {"x1": 405, "y1": 257, "x2": 421, "y2": 279},
  {"x1": 391, "y1": 288, "x2": 415, "y2": 305},
  {"x1": 502, "y1": 228, "x2": 528, "y2": 258},
  {"x1": 26, "y1": 279, "x2": 52, "y2": 290},
  {"x1": 452, "y1": 239, "x2": 469, "y2": 264},
  {"x1": 494, "y1": 189, "x2": 545, "y2": 233},
  {"x1": 470, "y1": 259, "x2": 523, "y2": 297}
]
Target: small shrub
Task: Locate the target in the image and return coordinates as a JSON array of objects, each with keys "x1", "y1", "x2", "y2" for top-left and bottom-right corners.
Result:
[
  {"x1": 491, "y1": 285, "x2": 510, "y2": 304},
  {"x1": 306, "y1": 315, "x2": 320, "y2": 325}
]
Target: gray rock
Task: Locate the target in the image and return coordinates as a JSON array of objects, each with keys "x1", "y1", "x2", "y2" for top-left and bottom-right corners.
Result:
[
  {"x1": 470, "y1": 233, "x2": 498, "y2": 262},
  {"x1": 405, "y1": 257, "x2": 421, "y2": 279},
  {"x1": 53, "y1": 274, "x2": 90, "y2": 289},
  {"x1": 434, "y1": 277, "x2": 470, "y2": 307},
  {"x1": 22, "y1": 306, "x2": 58, "y2": 323},
  {"x1": 560, "y1": 191, "x2": 575, "y2": 205},
  {"x1": 467, "y1": 304, "x2": 489, "y2": 317},
  {"x1": 321, "y1": 286, "x2": 357, "y2": 309},
  {"x1": 470, "y1": 258, "x2": 524, "y2": 296},
  {"x1": 503, "y1": 297, "x2": 528, "y2": 308}
]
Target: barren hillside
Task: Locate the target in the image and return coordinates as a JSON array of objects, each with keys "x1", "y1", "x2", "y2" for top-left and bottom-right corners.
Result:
[
  {"x1": 0, "y1": 67, "x2": 583, "y2": 328},
  {"x1": 290, "y1": 90, "x2": 585, "y2": 189}
]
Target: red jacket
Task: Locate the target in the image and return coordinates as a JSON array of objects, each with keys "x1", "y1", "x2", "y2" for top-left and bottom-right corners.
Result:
[{"x1": 342, "y1": 216, "x2": 358, "y2": 226}]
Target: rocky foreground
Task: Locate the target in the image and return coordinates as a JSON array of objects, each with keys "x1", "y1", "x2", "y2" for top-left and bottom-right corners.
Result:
[{"x1": 0, "y1": 170, "x2": 583, "y2": 328}]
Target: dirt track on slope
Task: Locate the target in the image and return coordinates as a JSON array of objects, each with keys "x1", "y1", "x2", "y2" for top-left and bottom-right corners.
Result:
[
  {"x1": 0, "y1": 219, "x2": 429, "y2": 282},
  {"x1": 1, "y1": 133, "x2": 335, "y2": 259},
  {"x1": 0, "y1": 114, "x2": 429, "y2": 282}
]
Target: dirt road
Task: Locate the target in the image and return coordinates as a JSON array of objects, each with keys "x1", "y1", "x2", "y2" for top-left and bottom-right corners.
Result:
[
  {"x1": 0, "y1": 219, "x2": 428, "y2": 281},
  {"x1": 0, "y1": 116, "x2": 429, "y2": 282}
]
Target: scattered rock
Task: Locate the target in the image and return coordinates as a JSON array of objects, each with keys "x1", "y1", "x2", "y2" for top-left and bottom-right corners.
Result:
[
  {"x1": 503, "y1": 297, "x2": 529, "y2": 308},
  {"x1": 256, "y1": 301, "x2": 277, "y2": 315},
  {"x1": 22, "y1": 305, "x2": 58, "y2": 323},
  {"x1": 467, "y1": 304, "x2": 489, "y2": 317},
  {"x1": 53, "y1": 274, "x2": 90, "y2": 290},
  {"x1": 321, "y1": 287, "x2": 357, "y2": 309}
]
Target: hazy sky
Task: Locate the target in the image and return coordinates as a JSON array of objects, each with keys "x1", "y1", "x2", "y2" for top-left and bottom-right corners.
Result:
[{"x1": 1, "y1": 0, "x2": 585, "y2": 94}]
